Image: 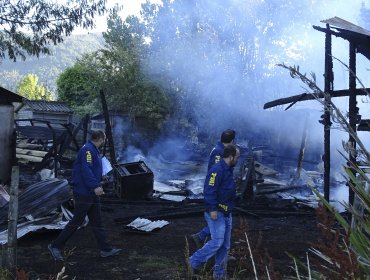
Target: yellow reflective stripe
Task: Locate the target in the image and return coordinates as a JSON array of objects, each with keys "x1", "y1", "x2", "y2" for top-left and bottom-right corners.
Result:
[
  {"x1": 86, "y1": 151, "x2": 92, "y2": 162},
  {"x1": 215, "y1": 155, "x2": 221, "y2": 163},
  {"x1": 218, "y1": 204, "x2": 228, "y2": 211},
  {"x1": 209, "y1": 172, "x2": 217, "y2": 186}
]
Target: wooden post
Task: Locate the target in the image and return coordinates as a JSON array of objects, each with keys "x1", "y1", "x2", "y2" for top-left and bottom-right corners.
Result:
[
  {"x1": 83, "y1": 114, "x2": 89, "y2": 144},
  {"x1": 100, "y1": 90, "x2": 117, "y2": 165},
  {"x1": 241, "y1": 155, "x2": 256, "y2": 200},
  {"x1": 348, "y1": 42, "x2": 357, "y2": 206},
  {"x1": 7, "y1": 166, "x2": 19, "y2": 271},
  {"x1": 296, "y1": 116, "x2": 309, "y2": 178},
  {"x1": 323, "y1": 24, "x2": 334, "y2": 201},
  {"x1": 0, "y1": 104, "x2": 14, "y2": 185}
]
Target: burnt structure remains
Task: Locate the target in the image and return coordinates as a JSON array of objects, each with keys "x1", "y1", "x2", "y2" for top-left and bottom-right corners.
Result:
[
  {"x1": 0, "y1": 87, "x2": 23, "y2": 185},
  {"x1": 264, "y1": 17, "x2": 370, "y2": 204}
]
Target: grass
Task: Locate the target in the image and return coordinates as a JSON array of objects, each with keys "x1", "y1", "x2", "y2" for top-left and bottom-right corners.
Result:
[{"x1": 128, "y1": 251, "x2": 179, "y2": 271}]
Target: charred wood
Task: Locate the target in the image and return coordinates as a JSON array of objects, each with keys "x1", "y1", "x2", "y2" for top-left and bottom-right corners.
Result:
[{"x1": 263, "y1": 88, "x2": 369, "y2": 110}]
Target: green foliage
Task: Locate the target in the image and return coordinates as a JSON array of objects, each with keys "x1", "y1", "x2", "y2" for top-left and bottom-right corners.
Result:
[
  {"x1": 0, "y1": 0, "x2": 107, "y2": 62},
  {"x1": 17, "y1": 73, "x2": 53, "y2": 101},
  {"x1": 100, "y1": 10, "x2": 172, "y2": 124},
  {"x1": 57, "y1": 63, "x2": 93, "y2": 107},
  {"x1": 0, "y1": 33, "x2": 104, "y2": 92},
  {"x1": 56, "y1": 9, "x2": 173, "y2": 125}
]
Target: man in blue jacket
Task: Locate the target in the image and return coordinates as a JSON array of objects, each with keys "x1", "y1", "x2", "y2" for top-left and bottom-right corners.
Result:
[
  {"x1": 48, "y1": 130, "x2": 121, "y2": 261},
  {"x1": 191, "y1": 129, "x2": 236, "y2": 247},
  {"x1": 189, "y1": 145, "x2": 240, "y2": 279}
]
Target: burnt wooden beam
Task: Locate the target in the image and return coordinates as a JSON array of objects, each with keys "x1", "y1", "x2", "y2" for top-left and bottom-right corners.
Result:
[
  {"x1": 83, "y1": 114, "x2": 89, "y2": 144},
  {"x1": 313, "y1": 25, "x2": 370, "y2": 61},
  {"x1": 358, "y1": 119, "x2": 370, "y2": 131},
  {"x1": 240, "y1": 155, "x2": 256, "y2": 200},
  {"x1": 100, "y1": 90, "x2": 117, "y2": 165},
  {"x1": 323, "y1": 24, "x2": 334, "y2": 201},
  {"x1": 263, "y1": 88, "x2": 369, "y2": 110},
  {"x1": 7, "y1": 166, "x2": 19, "y2": 272},
  {"x1": 297, "y1": 116, "x2": 308, "y2": 175}
]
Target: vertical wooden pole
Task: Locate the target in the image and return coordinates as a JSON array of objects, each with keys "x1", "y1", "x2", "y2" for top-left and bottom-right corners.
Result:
[
  {"x1": 323, "y1": 24, "x2": 333, "y2": 201},
  {"x1": 83, "y1": 114, "x2": 89, "y2": 144},
  {"x1": 296, "y1": 116, "x2": 309, "y2": 178},
  {"x1": 241, "y1": 155, "x2": 255, "y2": 200},
  {"x1": 348, "y1": 42, "x2": 357, "y2": 206},
  {"x1": 100, "y1": 90, "x2": 117, "y2": 165},
  {"x1": 7, "y1": 166, "x2": 19, "y2": 272}
]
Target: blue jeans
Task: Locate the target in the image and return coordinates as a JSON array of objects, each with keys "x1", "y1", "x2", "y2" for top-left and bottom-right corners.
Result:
[
  {"x1": 189, "y1": 211, "x2": 232, "y2": 278},
  {"x1": 197, "y1": 226, "x2": 210, "y2": 241}
]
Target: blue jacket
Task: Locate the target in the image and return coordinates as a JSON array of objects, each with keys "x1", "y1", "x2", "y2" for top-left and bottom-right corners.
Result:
[
  {"x1": 204, "y1": 159, "x2": 236, "y2": 215},
  {"x1": 207, "y1": 141, "x2": 224, "y2": 171},
  {"x1": 72, "y1": 140, "x2": 102, "y2": 196}
]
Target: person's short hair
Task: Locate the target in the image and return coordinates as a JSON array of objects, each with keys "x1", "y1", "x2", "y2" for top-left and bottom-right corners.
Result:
[
  {"x1": 223, "y1": 144, "x2": 238, "y2": 158},
  {"x1": 91, "y1": 130, "x2": 105, "y2": 141},
  {"x1": 221, "y1": 129, "x2": 236, "y2": 143}
]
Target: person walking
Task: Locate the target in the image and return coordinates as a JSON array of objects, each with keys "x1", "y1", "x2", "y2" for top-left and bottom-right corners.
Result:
[
  {"x1": 191, "y1": 129, "x2": 236, "y2": 247},
  {"x1": 188, "y1": 145, "x2": 240, "y2": 279},
  {"x1": 48, "y1": 130, "x2": 121, "y2": 261}
]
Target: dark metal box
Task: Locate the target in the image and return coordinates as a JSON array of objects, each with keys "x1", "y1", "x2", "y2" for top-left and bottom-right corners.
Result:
[{"x1": 113, "y1": 161, "x2": 154, "y2": 200}]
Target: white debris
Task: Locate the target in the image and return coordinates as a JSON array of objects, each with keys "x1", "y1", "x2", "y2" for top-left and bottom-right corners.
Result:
[
  {"x1": 127, "y1": 218, "x2": 169, "y2": 232},
  {"x1": 160, "y1": 194, "x2": 186, "y2": 202},
  {"x1": 102, "y1": 156, "x2": 113, "y2": 176},
  {"x1": 38, "y1": 169, "x2": 55, "y2": 180},
  {"x1": 154, "y1": 181, "x2": 181, "y2": 193},
  {"x1": 0, "y1": 219, "x2": 68, "y2": 245},
  {"x1": 167, "y1": 180, "x2": 185, "y2": 186}
]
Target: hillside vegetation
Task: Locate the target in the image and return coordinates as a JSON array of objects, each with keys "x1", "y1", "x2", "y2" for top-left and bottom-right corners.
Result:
[{"x1": 0, "y1": 33, "x2": 103, "y2": 94}]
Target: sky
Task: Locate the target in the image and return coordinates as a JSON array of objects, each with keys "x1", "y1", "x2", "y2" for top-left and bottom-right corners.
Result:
[{"x1": 85, "y1": 0, "x2": 161, "y2": 33}]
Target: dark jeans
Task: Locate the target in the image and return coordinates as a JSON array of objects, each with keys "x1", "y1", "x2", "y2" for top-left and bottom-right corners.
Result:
[{"x1": 52, "y1": 193, "x2": 110, "y2": 251}]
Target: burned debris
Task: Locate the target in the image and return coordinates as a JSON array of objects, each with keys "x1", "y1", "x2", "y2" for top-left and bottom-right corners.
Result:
[{"x1": 113, "y1": 161, "x2": 154, "y2": 200}]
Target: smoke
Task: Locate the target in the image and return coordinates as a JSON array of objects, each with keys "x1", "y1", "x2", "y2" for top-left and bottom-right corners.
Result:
[{"x1": 139, "y1": 0, "x2": 370, "y2": 175}]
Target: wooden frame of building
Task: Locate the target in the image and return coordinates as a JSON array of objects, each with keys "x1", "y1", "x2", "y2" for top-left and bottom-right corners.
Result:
[{"x1": 264, "y1": 17, "x2": 370, "y2": 204}]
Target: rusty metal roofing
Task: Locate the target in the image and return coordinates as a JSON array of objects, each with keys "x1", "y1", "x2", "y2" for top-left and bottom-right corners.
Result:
[
  {"x1": 24, "y1": 100, "x2": 73, "y2": 114},
  {"x1": 321, "y1": 17, "x2": 370, "y2": 37},
  {"x1": 0, "y1": 86, "x2": 24, "y2": 104}
]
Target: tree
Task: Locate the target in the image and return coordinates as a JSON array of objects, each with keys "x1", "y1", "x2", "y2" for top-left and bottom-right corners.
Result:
[
  {"x1": 17, "y1": 73, "x2": 53, "y2": 100},
  {"x1": 0, "y1": 0, "x2": 107, "y2": 62},
  {"x1": 57, "y1": 9, "x2": 173, "y2": 125},
  {"x1": 99, "y1": 11, "x2": 172, "y2": 125},
  {"x1": 57, "y1": 54, "x2": 102, "y2": 115}
]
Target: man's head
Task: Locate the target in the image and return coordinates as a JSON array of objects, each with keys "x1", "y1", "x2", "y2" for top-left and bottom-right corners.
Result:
[
  {"x1": 91, "y1": 130, "x2": 106, "y2": 148},
  {"x1": 221, "y1": 129, "x2": 236, "y2": 145},
  {"x1": 223, "y1": 144, "x2": 240, "y2": 167}
]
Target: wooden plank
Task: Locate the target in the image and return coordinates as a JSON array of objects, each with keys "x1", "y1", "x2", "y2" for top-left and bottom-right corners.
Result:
[
  {"x1": 16, "y1": 148, "x2": 47, "y2": 157},
  {"x1": 16, "y1": 154, "x2": 43, "y2": 162},
  {"x1": 7, "y1": 166, "x2": 19, "y2": 271},
  {"x1": 16, "y1": 142, "x2": 45, "y2": 149},
  {"x1": 254, "y1": 161, "x2": 278, "y2": 176}
]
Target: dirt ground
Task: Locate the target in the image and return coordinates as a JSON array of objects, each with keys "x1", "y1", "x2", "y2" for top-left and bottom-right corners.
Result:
[{"x1": 15, "y1": 193, "x2": 321, "y2": 280}]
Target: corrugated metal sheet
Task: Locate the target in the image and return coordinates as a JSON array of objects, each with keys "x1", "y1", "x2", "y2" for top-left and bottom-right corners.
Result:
[
  {"x1": 0, "y1": 178, "x2": 71, "y2": 224},
  {"x1": 24, "y1": 100, "x2": 73, "y2": 114},
  {"x1": 321, "y1": 16, "x2": 370, "y2": 37}
]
